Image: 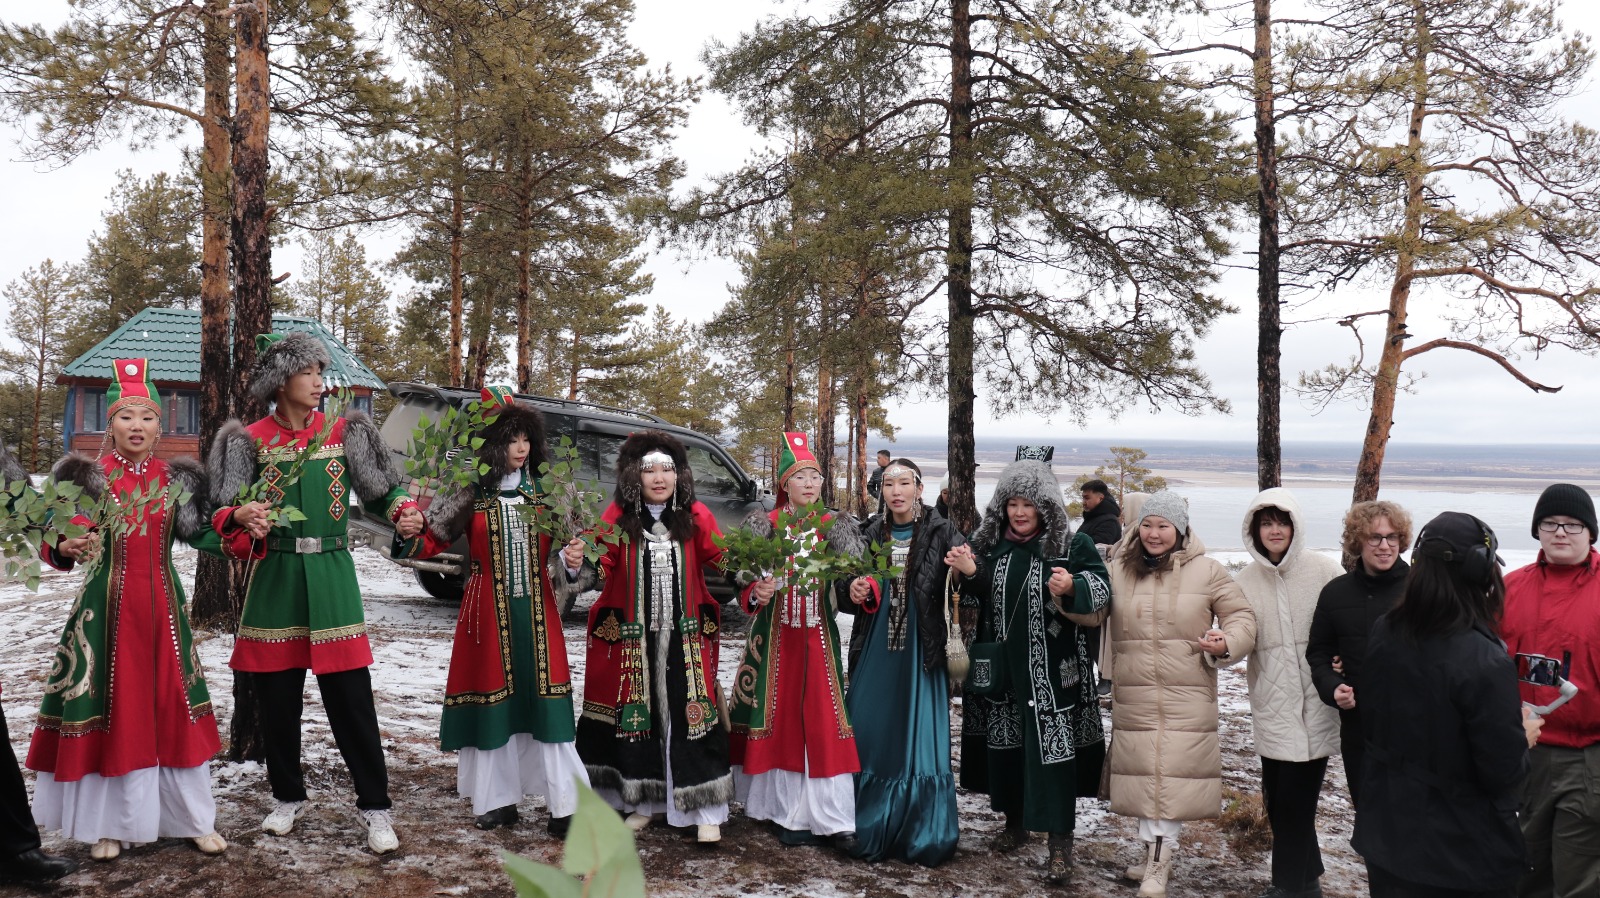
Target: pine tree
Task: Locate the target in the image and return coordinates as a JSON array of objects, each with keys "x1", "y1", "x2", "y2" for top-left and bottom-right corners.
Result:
[
  {"x1": 1066, "y1": 447, "x2": 1168, "y2": 517},
  {"x1": 1282, "y1": 0, "x2": 1600, "y2": 502},
  {"x1": 692, "y1": 0, "x2": 1244, "y2": 530},
  {"x1": 0, "y1": 261, "x2": 80, "y2": 472}
]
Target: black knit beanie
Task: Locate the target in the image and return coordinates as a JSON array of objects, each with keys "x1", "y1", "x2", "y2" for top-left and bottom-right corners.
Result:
[{"x1": 1531, "y1": 483, "x2": 1597, "y2": 541}]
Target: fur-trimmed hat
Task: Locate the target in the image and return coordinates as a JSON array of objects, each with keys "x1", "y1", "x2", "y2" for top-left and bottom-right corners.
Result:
[
  {"x1": 249, "y1": 331, "x2": 331, "y2": 403},
  {"x1": 477, "y1": 387, "x2": 547, "y2": 483},
  {"x1": 614, "y1": 429, "x2": 695, "y2": 511},
  {"x1": 970, "y1": 460, "x2": 1071, "y2": 557}
]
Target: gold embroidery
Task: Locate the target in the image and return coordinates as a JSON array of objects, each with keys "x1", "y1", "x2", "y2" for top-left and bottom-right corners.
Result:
[
  {"x1": 238, "y1": 624, "x2": 312, "y2": 642},
  {"x1": 593, "y1": 612, "x2": 623, "y2": 644},
  {"x1": 310, "y1": 623, "x2": 366, "y2": 644},
  {"x1": 258, "y1": 444, "x2": 346, "y2": 465}
]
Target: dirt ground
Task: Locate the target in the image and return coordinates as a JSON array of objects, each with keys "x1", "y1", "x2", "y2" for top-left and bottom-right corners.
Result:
[{"x1": 0, "y1": 547, "x2": 1369, "y2": 898}]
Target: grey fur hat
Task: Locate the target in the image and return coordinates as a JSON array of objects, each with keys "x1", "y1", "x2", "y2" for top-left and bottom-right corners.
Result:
[
  {"x1": 1141, "y1": 490, "x2": 1189, "y2": 534},
  {"x1": 970, "y1": 460, "x2": 1071, "y2": 557},
  {"x1": 249, "y1": 331, "x2": 332, "y2": 403}
]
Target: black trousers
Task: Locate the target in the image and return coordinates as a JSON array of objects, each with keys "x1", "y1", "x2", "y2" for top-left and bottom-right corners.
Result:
[
  {"x1": 255, "y1": 667, "x2": 391, "y2": 811},
  {"x1": 0, "y1": 706, "x2": 41, "y2": 857},
  {"x1": 1260, "y1": 755, "x2": 1328, "y2": 890},
  {"x1": 1339, "y1": 709, "x2": 1364, "y2": 809},
  {"x1": 1368, "y1": 860, "x2": 1514, "y2": 898}
]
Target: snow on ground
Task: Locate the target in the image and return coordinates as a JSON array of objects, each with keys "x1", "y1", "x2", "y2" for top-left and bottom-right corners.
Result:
[{"x1": 0, "y1": 543, "x2": 1377, "y2": 897}]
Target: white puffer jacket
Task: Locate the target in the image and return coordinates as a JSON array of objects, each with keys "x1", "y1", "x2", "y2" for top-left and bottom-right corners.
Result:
[{"x1": 1233, "y1": 488, "x2": 1343, "y2": 762}]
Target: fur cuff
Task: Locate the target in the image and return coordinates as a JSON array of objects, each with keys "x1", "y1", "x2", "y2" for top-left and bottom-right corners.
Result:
[
  {"x1": 0, "y1": 438, "x2": 26, "y2": 486},
  {"x1": 208, "y1": 420, "x2": 257, "y2": 507},
  {"x1": 547, "y1": 543, "x2": 598, "y2": 607},
  {"x1": 50, "y1": 454, "x2": 105, "y2": 505},
  {"x1": 423, "y1": 482, "x2": 475, "y2": 544},
  {"x1": 826, "y1": 512, "x2": 866, "y2": 558},
  {"x1": 166, "y1": 456, "x2": 210, "y2": 540},
  {"x1": 341, "y1": 410, "x2": 401, "y2": 504}
]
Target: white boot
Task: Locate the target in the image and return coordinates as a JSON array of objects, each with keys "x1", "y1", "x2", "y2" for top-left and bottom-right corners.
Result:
[
  {"x1": 1137, "y1": 836, "x2": 1175, "y2": 898},
  {"x1": 1124, "y1": 839, "x2": 1152, "y2": 881}
]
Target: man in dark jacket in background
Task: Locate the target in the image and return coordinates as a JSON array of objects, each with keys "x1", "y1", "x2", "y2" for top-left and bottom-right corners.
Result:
[
  {"x1": 1306, "y1": 500, "x2": 1413, "y2": 809},
  {"x1": 1078, "y1": 480, "x2": 1122, "y2": 547},
  {"x1": 865, "y1": 449, "x2": 890, "y2": 517},
  {"x1": 1501, "y1": 483, "x2": 1600, "y2": 898}
]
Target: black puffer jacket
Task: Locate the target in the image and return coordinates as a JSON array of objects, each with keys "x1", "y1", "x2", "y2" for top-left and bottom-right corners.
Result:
[
  {"x1": 1352, "y1": 618, "x2": 1529, "y2": 889},
  {"x1": 1306, "y1": 560, "x2": 1408, "y2": 707},
  {"x1": 847, "y1": 506, "x2": 967, "y2": 674},
  {"x1": 1079, "y1": 495, "x2": 1122, "y2": 546}
]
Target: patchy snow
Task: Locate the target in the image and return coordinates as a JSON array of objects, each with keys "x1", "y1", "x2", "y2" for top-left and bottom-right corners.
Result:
[{"x1": 0, "y1": 543, "x2": 1375, "y2": 897}]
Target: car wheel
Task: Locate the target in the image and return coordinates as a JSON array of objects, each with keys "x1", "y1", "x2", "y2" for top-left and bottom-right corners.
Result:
[{"x1": 415, "y1": 568, "x2": 466, "y2": 602}]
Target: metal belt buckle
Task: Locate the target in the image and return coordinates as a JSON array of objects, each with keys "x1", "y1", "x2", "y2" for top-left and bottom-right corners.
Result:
[{"x1": 296, "y1": 536, "x2": 323, "y2": 555}]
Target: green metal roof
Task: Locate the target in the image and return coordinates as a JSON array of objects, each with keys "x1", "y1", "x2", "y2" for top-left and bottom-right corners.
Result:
[{"x1": 59, "y1": 307, "x2": 386, "y2": 391}]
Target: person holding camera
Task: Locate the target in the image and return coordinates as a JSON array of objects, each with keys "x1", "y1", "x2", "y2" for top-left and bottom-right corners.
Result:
[
  {"x1": 1352, "y1": 512, "x2": 1542, "y2": 897},
  {"x1": 1501, "y1": 484, "x2": 1600, "y2": 898}
]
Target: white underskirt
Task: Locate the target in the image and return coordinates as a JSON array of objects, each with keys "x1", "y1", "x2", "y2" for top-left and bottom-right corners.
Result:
[
  {"x1": 456, "y1": 733, "x2": 589, "y2": 817},
  {"x1": 32, "y1": 764, "x2": 216, "y2": 845},
  {"x1": 734, "y1": 763, "x2": 854, "y2": 836},
  {"x1": 594, "y1": 714, "x2": 728, "y2": 827}
]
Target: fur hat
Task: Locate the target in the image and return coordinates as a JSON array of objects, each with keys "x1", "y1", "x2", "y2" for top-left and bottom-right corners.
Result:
[
  {"x1": 478, "y1": 394, "x2": 548, "y2": 483},
  {"x1": 614, "y1": 429, "x2": 696, "y2": 511},
  {"x1": 249, "y1": 331, "x2": 331, "y2": 403},
  {"x1": 970, "y1": 460, "x2": 1070, "y2": 557},
  {"x1": 1141, "y1": 490, "x2": 1189, "y2": 534},
  {"x1": 1531, "y1": 483, "x2": 1597, "y2": 542}
]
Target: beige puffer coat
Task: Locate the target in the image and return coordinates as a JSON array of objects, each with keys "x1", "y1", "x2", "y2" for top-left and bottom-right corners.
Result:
[
  {"x1": 1232, "y1": 488, "x2": 1343, "y2": 762},
  {"x1": 1106, "y1": 527, "x2": 1256, "y2": 821}
]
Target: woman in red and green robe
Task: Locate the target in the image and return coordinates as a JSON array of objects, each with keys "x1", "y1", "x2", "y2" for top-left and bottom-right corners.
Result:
[
  {"x1": 30, "y1": 358, "x2": 228, "y2": 860},
  {"x1": 393, "y1": 388, "x2": 590, "y2": 834},
  {"x1": 729, "y1": 432, "x2": 865, "y2": 848}
]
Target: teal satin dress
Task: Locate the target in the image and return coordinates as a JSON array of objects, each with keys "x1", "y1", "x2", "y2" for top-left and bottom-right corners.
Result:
[{"x1": 845, "y1": 523, "x2": 959, "y2": 866}]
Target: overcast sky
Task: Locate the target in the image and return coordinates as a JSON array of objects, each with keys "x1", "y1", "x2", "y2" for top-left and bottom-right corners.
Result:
[{"x1": 5, "y1": 0, "x2": 1600, "y2": 445}]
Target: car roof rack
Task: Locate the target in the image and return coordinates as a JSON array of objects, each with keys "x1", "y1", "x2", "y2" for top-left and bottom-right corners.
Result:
[{"x1": 388, "y1": 382, "x2": 673, "y2": 427}]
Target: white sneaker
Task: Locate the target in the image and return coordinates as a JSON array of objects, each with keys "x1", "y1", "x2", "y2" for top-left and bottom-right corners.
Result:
[
  {"x1": 262, "y1": 800, "x2": 308, "y2": 836},
  {"x1": 359, "y1": 808, "x2": 400, "y2": 854}
]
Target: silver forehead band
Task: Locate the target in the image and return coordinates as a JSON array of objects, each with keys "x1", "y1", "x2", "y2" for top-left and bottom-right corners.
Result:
[
  {"x1": 883, "y1": 464, "x2": 920, "y2": 483},
  {"x1": 640, "y1": 450, "x2": 676, "y2": 471}
]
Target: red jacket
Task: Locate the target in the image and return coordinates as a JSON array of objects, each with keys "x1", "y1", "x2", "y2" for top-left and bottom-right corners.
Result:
[{"x1": 1502, "y1": 548, "x2": 1600, "y2": 748}]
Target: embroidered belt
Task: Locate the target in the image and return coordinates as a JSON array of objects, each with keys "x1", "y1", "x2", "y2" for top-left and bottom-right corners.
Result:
[{"x1": 268, "y1": 535, "x2": 348, "y2": 555}]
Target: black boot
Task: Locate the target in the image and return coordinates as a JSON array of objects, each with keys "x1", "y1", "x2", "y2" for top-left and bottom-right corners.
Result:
[
  {"x1": 547, "y1": 814, "x2": 571, "y2": 838},
  {"x1": 475, "y1": 805, "x2": 519, "y2": 831},
  {"x1": 831, "y1": 832, "x2": 861, "y2": 857},
  {"x1": 0, "y1": 847, "x2": 78, "y2": 884},
  {"x1": 1045, "y1": 833, "x2": 1073, "y2": 886}
]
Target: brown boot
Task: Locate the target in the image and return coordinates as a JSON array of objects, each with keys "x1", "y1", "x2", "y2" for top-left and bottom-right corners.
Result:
[{"x1": 1136, "y1": 836, "x2": 1175, "y2": 898}]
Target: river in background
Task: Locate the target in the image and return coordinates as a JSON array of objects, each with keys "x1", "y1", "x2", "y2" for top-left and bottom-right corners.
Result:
[{"x1": 877, "y1": 435, "x2": 1600, "y2": 554}]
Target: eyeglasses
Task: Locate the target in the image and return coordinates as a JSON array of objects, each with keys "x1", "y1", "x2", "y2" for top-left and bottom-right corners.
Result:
[
  {"x1": 1538, "y1": 520, "x2": 1588, "y2": 535},
  {"x1": 1365, "y1": 533, "x2": 1401, "y2": 547}
]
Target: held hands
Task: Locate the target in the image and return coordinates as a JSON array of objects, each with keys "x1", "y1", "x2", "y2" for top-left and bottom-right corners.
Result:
[
  {"x1": 1047, "y1": 566, "x2": 1074, "y2": 597},
  {"x1": 232, "y1": 501, "x2": 273, "y2": 539},
  {"x1": 944, "y1": 544, "x2": 977, "y2": 577},
  {"x1": 1198, "y1": 628, "x2": 1230, "y2": 657},
  {"x1": 849, "y1": 577, "x2": 873, "y2": 606},
  {"x1": 58, "y1": 534, "x2": 94, "y2": 561},
  {"x1": 560, "y1": 538, "x2": 585, "y2": 571},
  {"x1": 1334, "y1": 683, "x2": 1356, "y2": 711},
  {"x1": 395, "y1": 507, "x2": 425, "y2": 540},
  {"x1": 751, "y1": 576, "x2": 776, "y2": 607},
  {"x1": 1522, "y1": 705, "x2": 1545, "y2": 749}
]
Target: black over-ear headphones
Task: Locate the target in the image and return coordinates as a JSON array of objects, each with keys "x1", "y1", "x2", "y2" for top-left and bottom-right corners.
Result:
[{"x1": 1414, "y1": 514, "x2": 1500, "y2": 586}]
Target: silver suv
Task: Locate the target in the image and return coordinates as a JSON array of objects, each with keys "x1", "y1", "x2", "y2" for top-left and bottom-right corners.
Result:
[{"x1": 347, "y1": 382, "x2": 772, "y2": 604}]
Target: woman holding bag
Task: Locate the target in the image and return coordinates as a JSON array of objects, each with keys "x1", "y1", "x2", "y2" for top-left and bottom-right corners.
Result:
[
  {"x1": 843, "y1": 458, "x2": 973, "y2": 867},
  {"x1": 962, "y1": 460, "x2": 1111, "y2": 885}
]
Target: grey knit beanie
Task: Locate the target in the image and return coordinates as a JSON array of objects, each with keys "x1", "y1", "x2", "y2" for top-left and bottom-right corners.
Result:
[{"x1": 1141, "y1": 490, "x2": 1189, "y2": 534}]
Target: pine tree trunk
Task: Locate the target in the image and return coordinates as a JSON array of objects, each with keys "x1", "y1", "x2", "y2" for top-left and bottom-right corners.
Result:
[
  {"x1": 448, "y1": 90, "x2": 465, "y2": 388},
  {"x1": 514, "y1": 151, "x2": 534, "y2": 393},
  {"x1": 945, "y1": 0, "x2": 979, "y2": 533},
  {"x1": 1254, "y1": 0, "x2": 1282, "y2": 491},
  {"x1": 227, "y1": 0, "x2": 272, "y2": 763},
  {"x1": 816, "y1": 363, "x2": 835, "y2": 507},
  {"x1": 1354, "y1": 4, "x2": 1430, "y2": 504},
  {"x1": 854, "y1": 388, "x2": 869, "y2": 515},
  {"x1": 192, "y1": 0, "x2": 235, "y2": 628}
]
